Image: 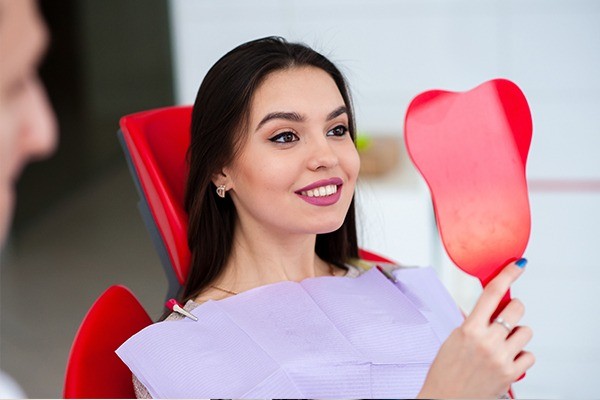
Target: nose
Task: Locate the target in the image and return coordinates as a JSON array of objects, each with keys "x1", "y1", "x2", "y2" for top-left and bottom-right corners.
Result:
[
  {"x1": 19, "y1": 77, "x2": 58, "y2": 162},
  {"x1": 307, "y1": 135, "x2": 339, "y2": 171}
]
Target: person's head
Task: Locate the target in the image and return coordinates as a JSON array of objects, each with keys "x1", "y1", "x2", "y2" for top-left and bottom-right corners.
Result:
[
  {"x1": 183, "y1": 36, "x2": 360, "y2": 301},
  {"x1": 0, "y1": 0, "x2": 57, "y2": 245}
]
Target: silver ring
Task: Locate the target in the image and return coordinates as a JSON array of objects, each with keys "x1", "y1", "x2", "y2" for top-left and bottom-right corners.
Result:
[{"x1": 493, "y1": 317, "x2": 513, "y2": 332}]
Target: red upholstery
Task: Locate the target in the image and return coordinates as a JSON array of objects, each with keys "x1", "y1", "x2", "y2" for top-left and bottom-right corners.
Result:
[
  {"x1": 119, "y1": 106, "x2": 193, "y2": 285},
  {"x1": 63, "y1": 285, "x2": 152, "y2": 399},
  {"x1": 358, "y1": 248, "x2": 393, "y2": 264}
]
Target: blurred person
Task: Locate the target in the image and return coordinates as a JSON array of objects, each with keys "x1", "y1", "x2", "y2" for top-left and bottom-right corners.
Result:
[
  {"x1": 0, "y1": 0, "x2": 57, "y2": 396},
  {"x1": 0, "y1": 0, "x2": 56, "y2": 244}
]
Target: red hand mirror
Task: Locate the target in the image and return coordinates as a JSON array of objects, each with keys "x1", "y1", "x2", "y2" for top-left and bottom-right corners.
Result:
[{"x1": 404, "y1": 79, "x2": 532, "y2": 317}]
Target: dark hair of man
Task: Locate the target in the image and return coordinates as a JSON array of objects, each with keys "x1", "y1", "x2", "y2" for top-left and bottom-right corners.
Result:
[{"x1": 182, "y1": 36, "x2": 359, "y2": 303}]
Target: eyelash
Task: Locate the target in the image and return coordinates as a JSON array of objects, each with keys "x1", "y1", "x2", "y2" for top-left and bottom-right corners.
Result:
[
  {"x1": 268, "y1": 125, "x2": 349, "y2": 144},
  {"x1": 327, "y1": 125, "x2": 348, "y2": 137},
  {"x1": 269, "y1": 131, "x2": 299, "y2": 144}
]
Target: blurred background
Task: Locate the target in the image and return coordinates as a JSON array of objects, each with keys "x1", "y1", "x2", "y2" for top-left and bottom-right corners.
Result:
[{"x1": 1, "y1": 0, "x2": 598, "y2": 397}]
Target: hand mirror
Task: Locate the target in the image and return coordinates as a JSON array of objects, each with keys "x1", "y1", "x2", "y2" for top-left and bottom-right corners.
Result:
[{"x1": 405, "y1": 79, "x2": 532, "y2": 317}]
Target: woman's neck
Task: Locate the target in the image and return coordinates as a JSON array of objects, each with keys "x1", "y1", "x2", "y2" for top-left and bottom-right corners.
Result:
[{"x1": 211, "y1": 222, "x2": 334, "y2": 295}]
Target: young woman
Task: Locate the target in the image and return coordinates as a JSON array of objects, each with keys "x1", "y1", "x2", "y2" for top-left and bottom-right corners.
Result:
[{"x1": 120, "y1": 36, "x2": 534, "y2": 398}]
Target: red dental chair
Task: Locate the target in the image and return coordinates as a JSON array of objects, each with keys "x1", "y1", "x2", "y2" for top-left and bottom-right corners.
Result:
[
  {"x1": 63, "y1": 105, "x2": 393, "y2": 398},
  {"x1": 118, "y1": 106, "x2": 192, "y2": 299},
  {"x1": 63, "y1": 285, "x2": 152, "y2": 398}
]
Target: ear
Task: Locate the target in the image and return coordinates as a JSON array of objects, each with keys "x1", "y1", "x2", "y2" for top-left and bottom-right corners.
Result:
[{"x1": 211, "y1": 169, "x2": 233, "y2": 190}]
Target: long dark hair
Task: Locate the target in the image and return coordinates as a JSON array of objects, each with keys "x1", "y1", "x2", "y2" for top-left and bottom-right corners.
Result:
[{"x1": 182, "y1": 36, "x2": 359, "y2": 302}]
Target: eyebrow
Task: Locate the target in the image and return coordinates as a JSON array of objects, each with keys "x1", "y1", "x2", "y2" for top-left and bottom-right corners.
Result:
[
  {"x1": 326, "y1": 105, "x2": 348, "y2": 121},
  {"x1": 255, "y1": 105, "x2": 348, "y2": 132}
]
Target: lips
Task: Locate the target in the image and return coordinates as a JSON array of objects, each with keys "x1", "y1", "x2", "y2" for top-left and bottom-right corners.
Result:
[{"x1": 295, "y1": 177, "x2": 343, "y2": 206}]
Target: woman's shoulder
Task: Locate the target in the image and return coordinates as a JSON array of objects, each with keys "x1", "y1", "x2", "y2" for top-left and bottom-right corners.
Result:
[
  {"x1": 133, "y1": 373, "x2": 152, "y2": 398},
  {"x1": 131, "y1": 302, "x2": 205, "y2": 397}
]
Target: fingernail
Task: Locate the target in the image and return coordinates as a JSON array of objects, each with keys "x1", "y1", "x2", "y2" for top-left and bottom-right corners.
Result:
[{"x1": 515, "y1": 258, "x2": 528, "y2": 268}]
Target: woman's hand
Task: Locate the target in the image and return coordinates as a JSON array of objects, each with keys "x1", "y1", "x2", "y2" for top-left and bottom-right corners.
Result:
[{"x1": 417, "y1": 260, "x2": 535, "y2": 398}]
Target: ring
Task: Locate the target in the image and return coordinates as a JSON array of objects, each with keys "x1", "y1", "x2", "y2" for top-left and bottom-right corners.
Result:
[{"x1": 493, "y1": 317, "x2": 513, "y2": 332}]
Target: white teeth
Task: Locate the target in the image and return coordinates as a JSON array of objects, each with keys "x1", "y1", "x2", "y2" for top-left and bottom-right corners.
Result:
[{"x1": 300, "y1": 184, "x2": 338, "y2": 198}]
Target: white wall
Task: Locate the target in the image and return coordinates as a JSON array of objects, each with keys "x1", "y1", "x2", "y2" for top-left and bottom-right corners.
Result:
[{"x1": 168, "y1": 0, "x2": 600, "y2": 397}]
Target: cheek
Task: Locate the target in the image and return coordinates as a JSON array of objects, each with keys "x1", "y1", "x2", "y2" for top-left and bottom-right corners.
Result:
[
  {"x1": 341, "y1": 144, "x2": 361, "y2": 184},
  {"x1": 244, "y1": 165, "x2": 277, "y2": 195},
  {"x1": 234, "y1": 149, "x2": 300, "y2": 193},
  {"x1": 229, "y1": 156, "x2": 299, "y2": 224}
]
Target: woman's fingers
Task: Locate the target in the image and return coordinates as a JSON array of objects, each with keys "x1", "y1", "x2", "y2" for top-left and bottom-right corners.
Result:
[
  {"x1": 506, "y1": 325, "x2": 533, "y2": 357},
  {"x1": 419, "y1": 258, "x2": 534, "y2": 397},
  {"x1": 469, "y1": 259, "x2": 527, "y2": 324},
  {"x1": 490, "y1": 298, "x2": 525, "y2": 338},
  {"x1": 512, "y1": 350, "x2": 536, "y2": 379}
]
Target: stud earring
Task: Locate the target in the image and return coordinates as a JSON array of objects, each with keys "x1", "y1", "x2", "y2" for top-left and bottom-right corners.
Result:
[{"x1": 216, "y1": 185, "x2": 226, "y2": 198}]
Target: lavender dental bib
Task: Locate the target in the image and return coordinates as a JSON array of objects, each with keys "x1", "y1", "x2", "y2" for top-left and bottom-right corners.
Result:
[{"x1": 117, "y1": 267, "x2": 463, "y2": 398}]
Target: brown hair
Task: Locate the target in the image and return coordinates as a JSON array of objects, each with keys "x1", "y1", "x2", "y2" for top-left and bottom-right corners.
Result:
[{"x1": 182, "y1": 36, "x2": 359, "y2": 302}]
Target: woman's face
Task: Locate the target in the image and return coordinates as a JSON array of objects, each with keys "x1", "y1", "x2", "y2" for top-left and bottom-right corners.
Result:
[{"x1": 221, "y1": 66, "x2": 360, "y2": 237}]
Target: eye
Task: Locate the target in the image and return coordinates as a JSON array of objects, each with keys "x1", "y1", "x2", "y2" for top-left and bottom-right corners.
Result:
[
  {"x1": 327, "y1": 125, "x2": 348, "y2": 137},
  {"x1": 269, "y1": 131, "x2": 299, "y2": 143}
]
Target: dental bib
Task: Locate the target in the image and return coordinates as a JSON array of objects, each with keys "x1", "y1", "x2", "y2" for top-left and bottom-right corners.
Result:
[{"x1": 117, "y1": 267, "x2": 462, "y2": 398}]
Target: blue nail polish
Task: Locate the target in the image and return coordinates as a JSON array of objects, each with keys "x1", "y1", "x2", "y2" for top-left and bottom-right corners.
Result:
[{"x1": 515, "y1": 258, "x2": 528, "y2": 268}]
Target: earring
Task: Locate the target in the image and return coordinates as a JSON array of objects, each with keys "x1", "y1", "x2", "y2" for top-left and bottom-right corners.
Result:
[{"x1": 216, "y1": 185, "x2": 226, "y2": 198}]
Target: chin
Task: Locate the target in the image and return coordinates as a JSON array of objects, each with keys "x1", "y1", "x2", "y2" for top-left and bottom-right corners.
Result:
[
  {"x1": 311, "y1": 205, "x2": 352, "y2": 234},
  {"x1": 312, "y1": 218, "x2": 346, "y2": 235}
]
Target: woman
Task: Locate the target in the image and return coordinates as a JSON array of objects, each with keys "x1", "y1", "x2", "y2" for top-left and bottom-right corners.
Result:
[{"x1": 119, "y1": 36, "x2": 534, "y2": 398}]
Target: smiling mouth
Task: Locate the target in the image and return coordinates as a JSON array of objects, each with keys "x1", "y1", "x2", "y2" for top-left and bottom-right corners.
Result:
[{"x1": 300, "y1": 184, "x2": 339, "y2": 198}]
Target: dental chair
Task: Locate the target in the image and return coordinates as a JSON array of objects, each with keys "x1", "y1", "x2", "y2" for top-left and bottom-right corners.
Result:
[
  {"x1": 63, "y1": 105, "x2": 393, "y2": 398},
  {"x1": 63, "y1": 285, "x2": 152, "y2": 398}
]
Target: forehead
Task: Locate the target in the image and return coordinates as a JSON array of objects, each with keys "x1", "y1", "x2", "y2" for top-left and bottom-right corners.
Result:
[
  {"x1": 0, "y1": 0, "x2": 47, "y2": 86},
  {"x1": 250, "y1": 66, "x2": 345, "y2": 120}
]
